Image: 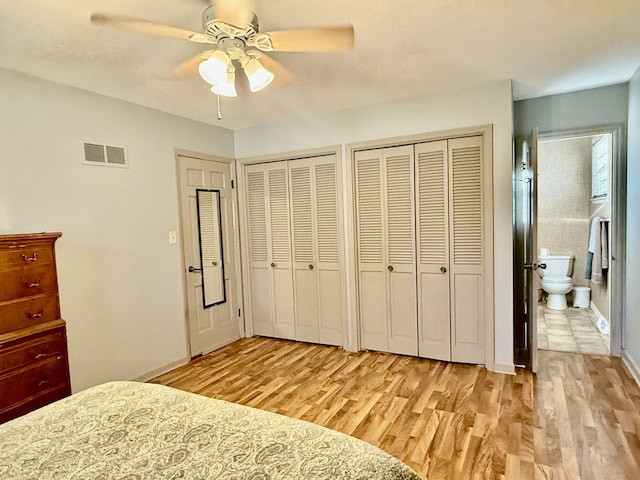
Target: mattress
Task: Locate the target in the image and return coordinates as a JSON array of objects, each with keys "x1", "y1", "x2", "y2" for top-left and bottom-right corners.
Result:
[{"x1": 0, "y1": 381, "x2": 420, "y2": 479}]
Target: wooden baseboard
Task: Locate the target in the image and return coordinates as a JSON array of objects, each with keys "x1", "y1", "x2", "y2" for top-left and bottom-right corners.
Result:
[
  {"x1": 622, "y1": 351, "x2": 640, "y2": 388},
  {"x1": 133, "y1": 357, "x2": 189, "y2": 383}
]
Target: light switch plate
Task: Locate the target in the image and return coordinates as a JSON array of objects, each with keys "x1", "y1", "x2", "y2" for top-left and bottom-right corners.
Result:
[{"x1": 168, "y1": 231, "x2": 177, "y2": 244}]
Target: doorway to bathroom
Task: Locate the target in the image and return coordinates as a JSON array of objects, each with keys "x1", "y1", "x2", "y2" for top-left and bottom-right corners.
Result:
[
  {"x1": 514, "y1": 124, "x2": 625, "y2": 370},
  {"x1": 536, "y1": 132, "x2": 613, "y2": 356}
]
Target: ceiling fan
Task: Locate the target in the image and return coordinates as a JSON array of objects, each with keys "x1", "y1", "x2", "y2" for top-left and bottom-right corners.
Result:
[{"x1": 91, "y1": 0, "x2": 354, "y2": 101}]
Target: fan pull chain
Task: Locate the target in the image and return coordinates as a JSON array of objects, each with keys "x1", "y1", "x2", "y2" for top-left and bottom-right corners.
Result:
[{"x1": 216, "y1": 94, "x2": 222, "y2": 120}]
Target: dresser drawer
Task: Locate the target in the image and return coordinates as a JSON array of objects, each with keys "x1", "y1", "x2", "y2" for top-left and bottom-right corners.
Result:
[
  {"x1": 0, "y1": 265, "x2": 58, "y2": 302},
  {"x1": 0, "y1": 356, "x2": 69, "y2": 411},
  {"x1": 0, "y1": 245, "x2": 54, "y2": 270},
  {"x1": 0, "y1": 295, "x2": 60, "y2": 335},
  {"x1": 0, "y1": 330, "x2": 66, "y2": 373}
]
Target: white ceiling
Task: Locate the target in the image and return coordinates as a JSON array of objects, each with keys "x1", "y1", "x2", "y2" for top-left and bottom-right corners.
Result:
[{"x1": 1, "y1": 0, "x2": 639, "y2": 130}]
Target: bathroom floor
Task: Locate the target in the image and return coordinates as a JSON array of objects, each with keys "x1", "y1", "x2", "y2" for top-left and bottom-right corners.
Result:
[{"x1": 537, "y1": 304, "x2": 610, "y2": 355}]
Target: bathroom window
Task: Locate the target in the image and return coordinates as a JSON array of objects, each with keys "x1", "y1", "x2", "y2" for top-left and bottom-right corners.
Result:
[{"x1": 591, "y1": 134, "x2": 610, "y2": 200}]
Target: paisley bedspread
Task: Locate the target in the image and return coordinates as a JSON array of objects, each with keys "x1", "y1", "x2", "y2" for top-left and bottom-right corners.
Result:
[{"x1": 0, "y1": 381, "x2": 420, "y2": 479}]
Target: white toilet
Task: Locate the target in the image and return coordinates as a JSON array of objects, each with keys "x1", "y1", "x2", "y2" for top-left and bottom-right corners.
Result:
[{"x1": 538, "y1": 253, "x2": 574, "y2": 310}]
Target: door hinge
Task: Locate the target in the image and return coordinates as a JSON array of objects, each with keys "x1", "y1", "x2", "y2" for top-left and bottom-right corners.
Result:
[
  {"x1": 238, "y1": 308, "x2": 241, "y2": 317},
  {"x1": 231, "y1": 179, "x2": 235, "y2": 189}
]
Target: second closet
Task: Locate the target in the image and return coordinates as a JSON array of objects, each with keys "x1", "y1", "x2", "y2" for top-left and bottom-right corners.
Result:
[{"x1": 354, "y1": 135, "x2": 492, "y2": 364}]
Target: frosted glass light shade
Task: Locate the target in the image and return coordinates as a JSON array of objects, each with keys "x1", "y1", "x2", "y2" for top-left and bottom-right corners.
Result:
[
  {"x1": 210, "y1": 70, "x2": 237, "y2": 98},
  {"x1": 199, "y1": 51, "x2": 230, "y2": 86},
  {"x1": 242, "y1": 57, "x2": 274, "y2": 92}
]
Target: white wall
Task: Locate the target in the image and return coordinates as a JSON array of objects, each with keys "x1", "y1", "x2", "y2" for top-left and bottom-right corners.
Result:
[
  {"x1": 0, "y1": 68, "x2": 234, "y2": 392},
  {"x1": 235, "y1": 81, "x2": 515, "y2": 371},
  {"x1": 625, "y1": 67, "x2": 640, "y2": 378}
]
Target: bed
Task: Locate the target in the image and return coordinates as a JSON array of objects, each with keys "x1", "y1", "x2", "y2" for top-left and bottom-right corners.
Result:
[{"x1": 0, "y1": 381, "x2": 420, "y2": 479}]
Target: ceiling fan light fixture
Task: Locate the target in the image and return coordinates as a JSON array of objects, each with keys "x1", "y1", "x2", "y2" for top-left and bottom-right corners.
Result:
[
  {"x1": 198, "y1": 50, "x2": 230, "y2": 86},
  {"x1": 242, "y1": 57, "x2": 274, "y2": 92},
  {"x1": 210, "y1": 68, "x2": 237, "y2": 98}
]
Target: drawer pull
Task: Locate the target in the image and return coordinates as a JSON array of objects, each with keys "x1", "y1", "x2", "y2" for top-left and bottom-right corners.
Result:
[
  {"x1": 24, "y1": 280, "x2": 40, "y2": 288},
  {"x1": 36, "y1": 379, "x2": 49, "y2": 388},
  {"x1": 21, "y1": 253, "x2": 39, "y2": 263},
  {"x1": 27, "y1": 309, "x2": 44, "y2": 319},
  {"x1": 34, "y1": 352, "x2": 48, "y2": 359}
]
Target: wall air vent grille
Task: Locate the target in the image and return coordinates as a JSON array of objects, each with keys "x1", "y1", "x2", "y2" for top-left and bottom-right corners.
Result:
[{"x1": 83, "y1": 143, "x2": 128, "y2": 168}]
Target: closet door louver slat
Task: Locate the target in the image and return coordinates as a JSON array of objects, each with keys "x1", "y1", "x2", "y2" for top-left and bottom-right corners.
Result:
[
  {"x1": 355, "y1": 156, "x2": 384, "y2": 265},
  {"x1": 386, "y1": 152, "x2": 415, "y2": 265},
  {"x1": 315, "y1": 163, "x2": 339, "y2": 264},
  {"x1": 268, "y1": 169, "x2": 292, "y2": 263},
  {"x1": 290, "y1": 166, "x2": 314, "y2": 263},
  {"x1": 247, "y1": 171, "x2": 268, "y2": 262}
]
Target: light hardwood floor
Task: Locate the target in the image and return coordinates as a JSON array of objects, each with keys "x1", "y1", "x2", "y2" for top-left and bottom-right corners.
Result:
[{"x1": 151, "y1": 337, "x2": 640, "y2": 479}]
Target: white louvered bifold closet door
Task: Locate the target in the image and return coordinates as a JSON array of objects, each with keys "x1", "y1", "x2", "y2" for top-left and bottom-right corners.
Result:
[
  {"x1": 415, "y1": 140, "x2": 452, "y2": 361},
  {"x1": 355, "y1": 145, "x2": 417, "y2": 356},
  {"x1": 448, "y1": 136, "x2": 485, "y2": 363},
  {"x1": 245, "y1": 162, "x2": 295, "y2": 340},
  {"x1": 289, "y1": 155, "x2": 342, "y2": 345}
]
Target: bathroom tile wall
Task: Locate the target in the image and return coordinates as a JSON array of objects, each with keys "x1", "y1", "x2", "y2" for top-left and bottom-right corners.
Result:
[{"x1": 538, "y1": 137, "x2": 592, "y2": 301}]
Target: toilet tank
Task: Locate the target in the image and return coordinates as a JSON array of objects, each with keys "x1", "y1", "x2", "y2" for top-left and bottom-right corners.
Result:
[{"x1": 538, "y1": 254, "x2": 574, "y2": 277}]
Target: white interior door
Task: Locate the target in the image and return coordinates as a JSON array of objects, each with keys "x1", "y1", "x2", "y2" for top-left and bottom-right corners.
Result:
[
  {"x1": 244, "y1": 162, "x2": 295, "y2": 340},
  {"x1": 448, "y1": 136, "x2": 485, "y2": 364},
  {"x1": 415, "y1": 140, "x2": 452, "y2": 361},
  {"x1": 524, "y1": 130, "x2": 539, "y2": 372},
  {"x1": 178, "y1": 155, "x2": 240, "y2": 357},
  {"x1": 384, "y1": 146, "x2": 418, "y2": 355},
  {"x1": 266, "y1": 164, "x2": 296, "y2": 339},
  {"x1": 245, "y1": 166, "x2": 272, "y2": 336},
  {"x1": 355, "y1": 149, "x2": 388, "y2": 352},
  {"x1": 289, "y1": 155, "x2": 343, "y2": 346},
  {"x1": 355, "y1": 146, "x2": 417, "y2": 356}
]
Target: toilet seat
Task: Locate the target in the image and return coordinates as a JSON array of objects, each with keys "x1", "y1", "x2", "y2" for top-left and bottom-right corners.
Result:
[{"x1": 541, "y1": 276, "x2": 572, "y2": 285}]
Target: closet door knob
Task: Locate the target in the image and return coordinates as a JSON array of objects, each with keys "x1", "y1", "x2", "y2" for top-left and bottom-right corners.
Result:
[
  {"x1": 308, "y1": 264, "x2": 314, "y2": 270},
  {"x1": 271, "y1": 262, "x2": 276, "y2": 268},
  {"x1": 440, "y1": 266, "x2": 447, "y2": 273},
  {"x1": 387, "y1": 265, "x2": 394, "y2": 272}
]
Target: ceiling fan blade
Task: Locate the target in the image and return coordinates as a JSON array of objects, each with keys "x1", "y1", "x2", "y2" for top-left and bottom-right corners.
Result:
[
  {"x1": 257, "y1": 54, "x2": 293, "y2": 88},
  {"x1": 169, "y1": 51, "x2": 213, "y2": 79},
  {"x1": 91, "y1": 12, "x2": 211, "y2": 43},
  {"x1": 265, "y1": 25, "x2": 354, "y2": 52},
  {"x1": 211, "y1": 0, "x2": 255, "y2": 28}
]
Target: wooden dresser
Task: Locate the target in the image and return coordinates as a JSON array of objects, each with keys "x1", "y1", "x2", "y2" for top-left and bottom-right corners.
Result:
[{"x1": 0, "y1": 232, "x2": 71, "y2": 423}]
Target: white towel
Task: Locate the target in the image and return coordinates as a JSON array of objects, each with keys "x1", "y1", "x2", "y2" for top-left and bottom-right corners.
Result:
[
  {"x1": 588, "y1": 216, "x2": 600, "y2": 253},
  {"x1": 592, "y1": 219, "x2": 609, "y2": 284}
]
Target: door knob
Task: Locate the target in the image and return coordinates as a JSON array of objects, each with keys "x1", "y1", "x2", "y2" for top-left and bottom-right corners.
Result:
[
  {"x1": 523, "y1": 263, "x2": 546, "y2": 270},
  {"x1": 271, "y1": 262, "x2": 276, "y2": 268},
  {"x1": 387, "y1": 265, "x2": 394, "y2": 272},
  {"x1": 188, "y1": 266, "x2": 201, "y2": 273},
  {"x1": 440, "y1": 266, "x2": 447, "y2": 273},
  {"x1": 308, "y1": 264, "x2": 314, "y2": 270}
]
